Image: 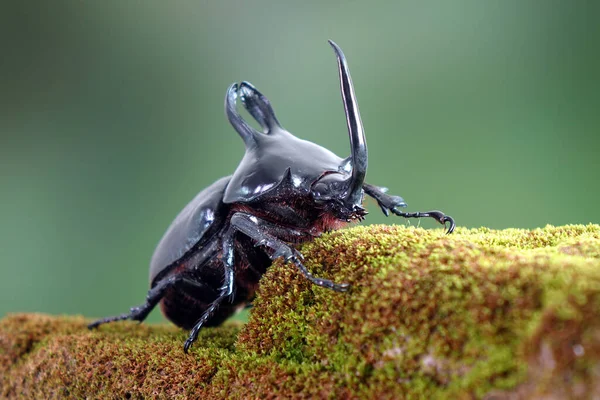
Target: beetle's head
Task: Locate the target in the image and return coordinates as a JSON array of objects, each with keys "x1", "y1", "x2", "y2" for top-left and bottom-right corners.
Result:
[
  {"x1": 311, "y1": 169, "x2": 368, "y2": 222},
  {"x1": 310, "y1": 40, "x2": 368, "y2": 221},
  {"x1": 224, "y1": 41, "x2": 368, "y2": 222}
]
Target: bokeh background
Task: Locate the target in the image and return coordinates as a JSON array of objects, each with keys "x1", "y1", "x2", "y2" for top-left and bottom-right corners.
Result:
[{"x1": 1, "y1": 1, "x2": 598, "y2": 324}]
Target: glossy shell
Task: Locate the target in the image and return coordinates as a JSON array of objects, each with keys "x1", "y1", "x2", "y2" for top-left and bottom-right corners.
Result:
[
  {"x1": 149, "y1": 176, "x2": 231, "y2": 283},
  {"x1": 223, "y1": 127, "x2": 345, "y2": 203}
]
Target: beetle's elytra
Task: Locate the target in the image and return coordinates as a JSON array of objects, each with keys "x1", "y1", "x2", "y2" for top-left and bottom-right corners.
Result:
[{"x1": 89, "y1": 41, "x2": 455, "y2": 352}]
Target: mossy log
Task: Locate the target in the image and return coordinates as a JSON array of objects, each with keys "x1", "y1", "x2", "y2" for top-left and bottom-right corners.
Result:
[{"x1": 2, "y1": 224, "x2": 600, "y2": 399}]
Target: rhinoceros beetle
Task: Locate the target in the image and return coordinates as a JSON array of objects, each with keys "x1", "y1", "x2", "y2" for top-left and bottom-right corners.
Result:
[{"x1": 89, "y1": 40, "x2": 455, "y2": 353}]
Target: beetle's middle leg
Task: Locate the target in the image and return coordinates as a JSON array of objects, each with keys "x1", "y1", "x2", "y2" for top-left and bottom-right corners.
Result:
[
  {"x1": 230, "y1": 212, "x2": 350, "y2": 292},
  {"x1": 364, "y1": 183, "x2": 456, "y2": 234}
]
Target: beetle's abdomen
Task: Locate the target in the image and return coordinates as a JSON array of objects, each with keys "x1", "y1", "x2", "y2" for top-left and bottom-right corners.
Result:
[
  {"x1": 158, "y1": 257, "x2": 231, "y2": 330},
  {"x1": 160, "y1": 288, "x2": 237, "y2": 330},
  {"x1": 158, "y1": 237, "x2": 272, "y2": 330}
]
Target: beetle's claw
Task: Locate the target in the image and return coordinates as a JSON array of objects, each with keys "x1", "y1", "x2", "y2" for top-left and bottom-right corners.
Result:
[
  {"x1": 443, "y1": 215, "x2": 456, "y2": 234},
  {"x1": 183, "y1": 338, "x2": 193, "y2": 354},
  {"x1": 427, "y1": 211, "x2": 455, "y2": 234}
]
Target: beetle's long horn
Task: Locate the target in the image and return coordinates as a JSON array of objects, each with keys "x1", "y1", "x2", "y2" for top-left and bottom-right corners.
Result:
[
  {"x1": 239, "y1": 81, "x2": 282, "y2": 133},
  {"x1": 329, "y1": 40, "x2": 367, "y2": 206},
  {"x1": 225, "y1": 83, "x2": 259, "y2": 146}
]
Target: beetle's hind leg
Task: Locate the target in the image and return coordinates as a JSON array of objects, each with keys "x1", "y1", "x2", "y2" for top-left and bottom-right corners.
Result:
[
  {"x1": 364, "y1": 183, "x2": 455, "y2": 234},
  {"x1": 87, "y1": 275, "x2": 203, "y2": 329},
  {"x1": 183, "y1": 230, "x2": 236, "y2": 353}
]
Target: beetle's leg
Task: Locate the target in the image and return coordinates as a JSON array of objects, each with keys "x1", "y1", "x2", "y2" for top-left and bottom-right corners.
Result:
[
  {"x1": 364, "y1": 183, "x2": 456, "y2": 234},
  {"x1": 390, "y1": 209, "x2": 456, "y2": 234},
  {"x1": 230, "y1": 212, "x2": 350, "y2": 292},
  {"x1": 183, "y1": 211, "x2": 350, "y2": 352},
  {"x1": 183, "y1": 229, "x2": 236, "y2": 353},
  {"x1": 87, "y1": 275, "x2": 207, "y2": 329},
  {"x1": 363, "y1": 183, "x2": 407, "y2": 216}
]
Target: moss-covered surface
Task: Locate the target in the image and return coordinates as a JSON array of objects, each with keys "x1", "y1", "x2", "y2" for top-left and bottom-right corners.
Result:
[{"x1": 2, "y1": 224, "x2": 600, "y2": 399}]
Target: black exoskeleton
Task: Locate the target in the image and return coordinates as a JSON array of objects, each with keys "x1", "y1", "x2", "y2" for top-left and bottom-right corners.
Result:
[{"x1": 88, "y1": 41, "x2": 455, "y2": 353}]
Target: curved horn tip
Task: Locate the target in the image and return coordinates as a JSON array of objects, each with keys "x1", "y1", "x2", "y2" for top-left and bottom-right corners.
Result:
[
  {"x1": 327, "y1": 40, "x2": 346, "y2": 59},
  {"x1": 224, "y1": 82, "x2": 237, "y2": 111},
  {"x1": 226, "y1": 82, "x2": 239, "y2": 96},
  {"x1": 225, "y1": 82, "x2": 239, "y2": 113},
  {"x1": 239, "y1": 81, "x2": 256, "y2": 91},
  {"x1": 238, "y1": 81, "x2": 258, "y2": 103},
  {"x1": 225, "y1": 82, "x2": 240, "y2": 108},
  {"x1": 225, "y1": 82, "x2": 260, "y2": 146},
  {"x1": 239, "y1": 81, "x2": 268, "y2": 106},
  {"x1": 238, "y1": 81, "x2": 282, "y2": 132}
]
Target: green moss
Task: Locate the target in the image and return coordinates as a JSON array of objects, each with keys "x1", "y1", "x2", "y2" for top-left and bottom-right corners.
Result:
[{"x1": 2, "y1": 224, "x2": 600, "y2": 398}]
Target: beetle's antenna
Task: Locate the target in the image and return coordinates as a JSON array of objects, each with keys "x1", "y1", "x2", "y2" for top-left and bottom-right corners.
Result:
[
  {"x1": 225, "y1": 83, "x2": 259, "y2": 146},
  {"x1": 239, "y1": 81, "x2": 282, "y2": 133},
  {"x1": 329, "y1": 40, "x2": 368, "y2": 207}
]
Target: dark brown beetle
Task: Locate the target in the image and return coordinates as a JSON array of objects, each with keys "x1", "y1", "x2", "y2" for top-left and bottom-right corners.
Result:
[{"x1": 89, "y1": 41, "x2": 455, "y2": 352}]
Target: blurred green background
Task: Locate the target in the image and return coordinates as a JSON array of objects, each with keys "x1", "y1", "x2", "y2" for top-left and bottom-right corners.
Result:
[{"x1": 1, "y1": 1, "x2": 598, "y2": 324}]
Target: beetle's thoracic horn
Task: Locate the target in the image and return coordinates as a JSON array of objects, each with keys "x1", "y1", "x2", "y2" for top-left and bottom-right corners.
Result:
[
  {"x1": 225, "y1": 83, "x2": 259, "y2": 146},
  {"x1": 239, "y1": 81, "x2": 282, "y2": 133},
  {"x1": 329, "y1": 40, "x2": 368, "y2": 206}
]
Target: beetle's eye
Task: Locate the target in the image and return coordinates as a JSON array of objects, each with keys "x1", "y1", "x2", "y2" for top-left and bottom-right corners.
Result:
[
  {"x1": 311, "y1": 172, "x2": 348, "y2": 201},
  {"x1": 312, "y1": 182, "x2": 328, "y2": 199}
]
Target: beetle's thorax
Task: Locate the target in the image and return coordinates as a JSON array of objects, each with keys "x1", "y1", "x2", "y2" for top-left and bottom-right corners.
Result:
[{"x1": 223, "y1": 129, "x2": 344, "y2": 204}]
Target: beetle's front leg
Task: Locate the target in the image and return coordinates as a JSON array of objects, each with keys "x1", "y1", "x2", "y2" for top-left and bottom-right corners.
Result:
[
  {"x1": 230, "y1": 212, "x2": 350, "y2": 292},
  {"x1": 364, "y1": 183, "x2": 456, "y2": 234}
]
